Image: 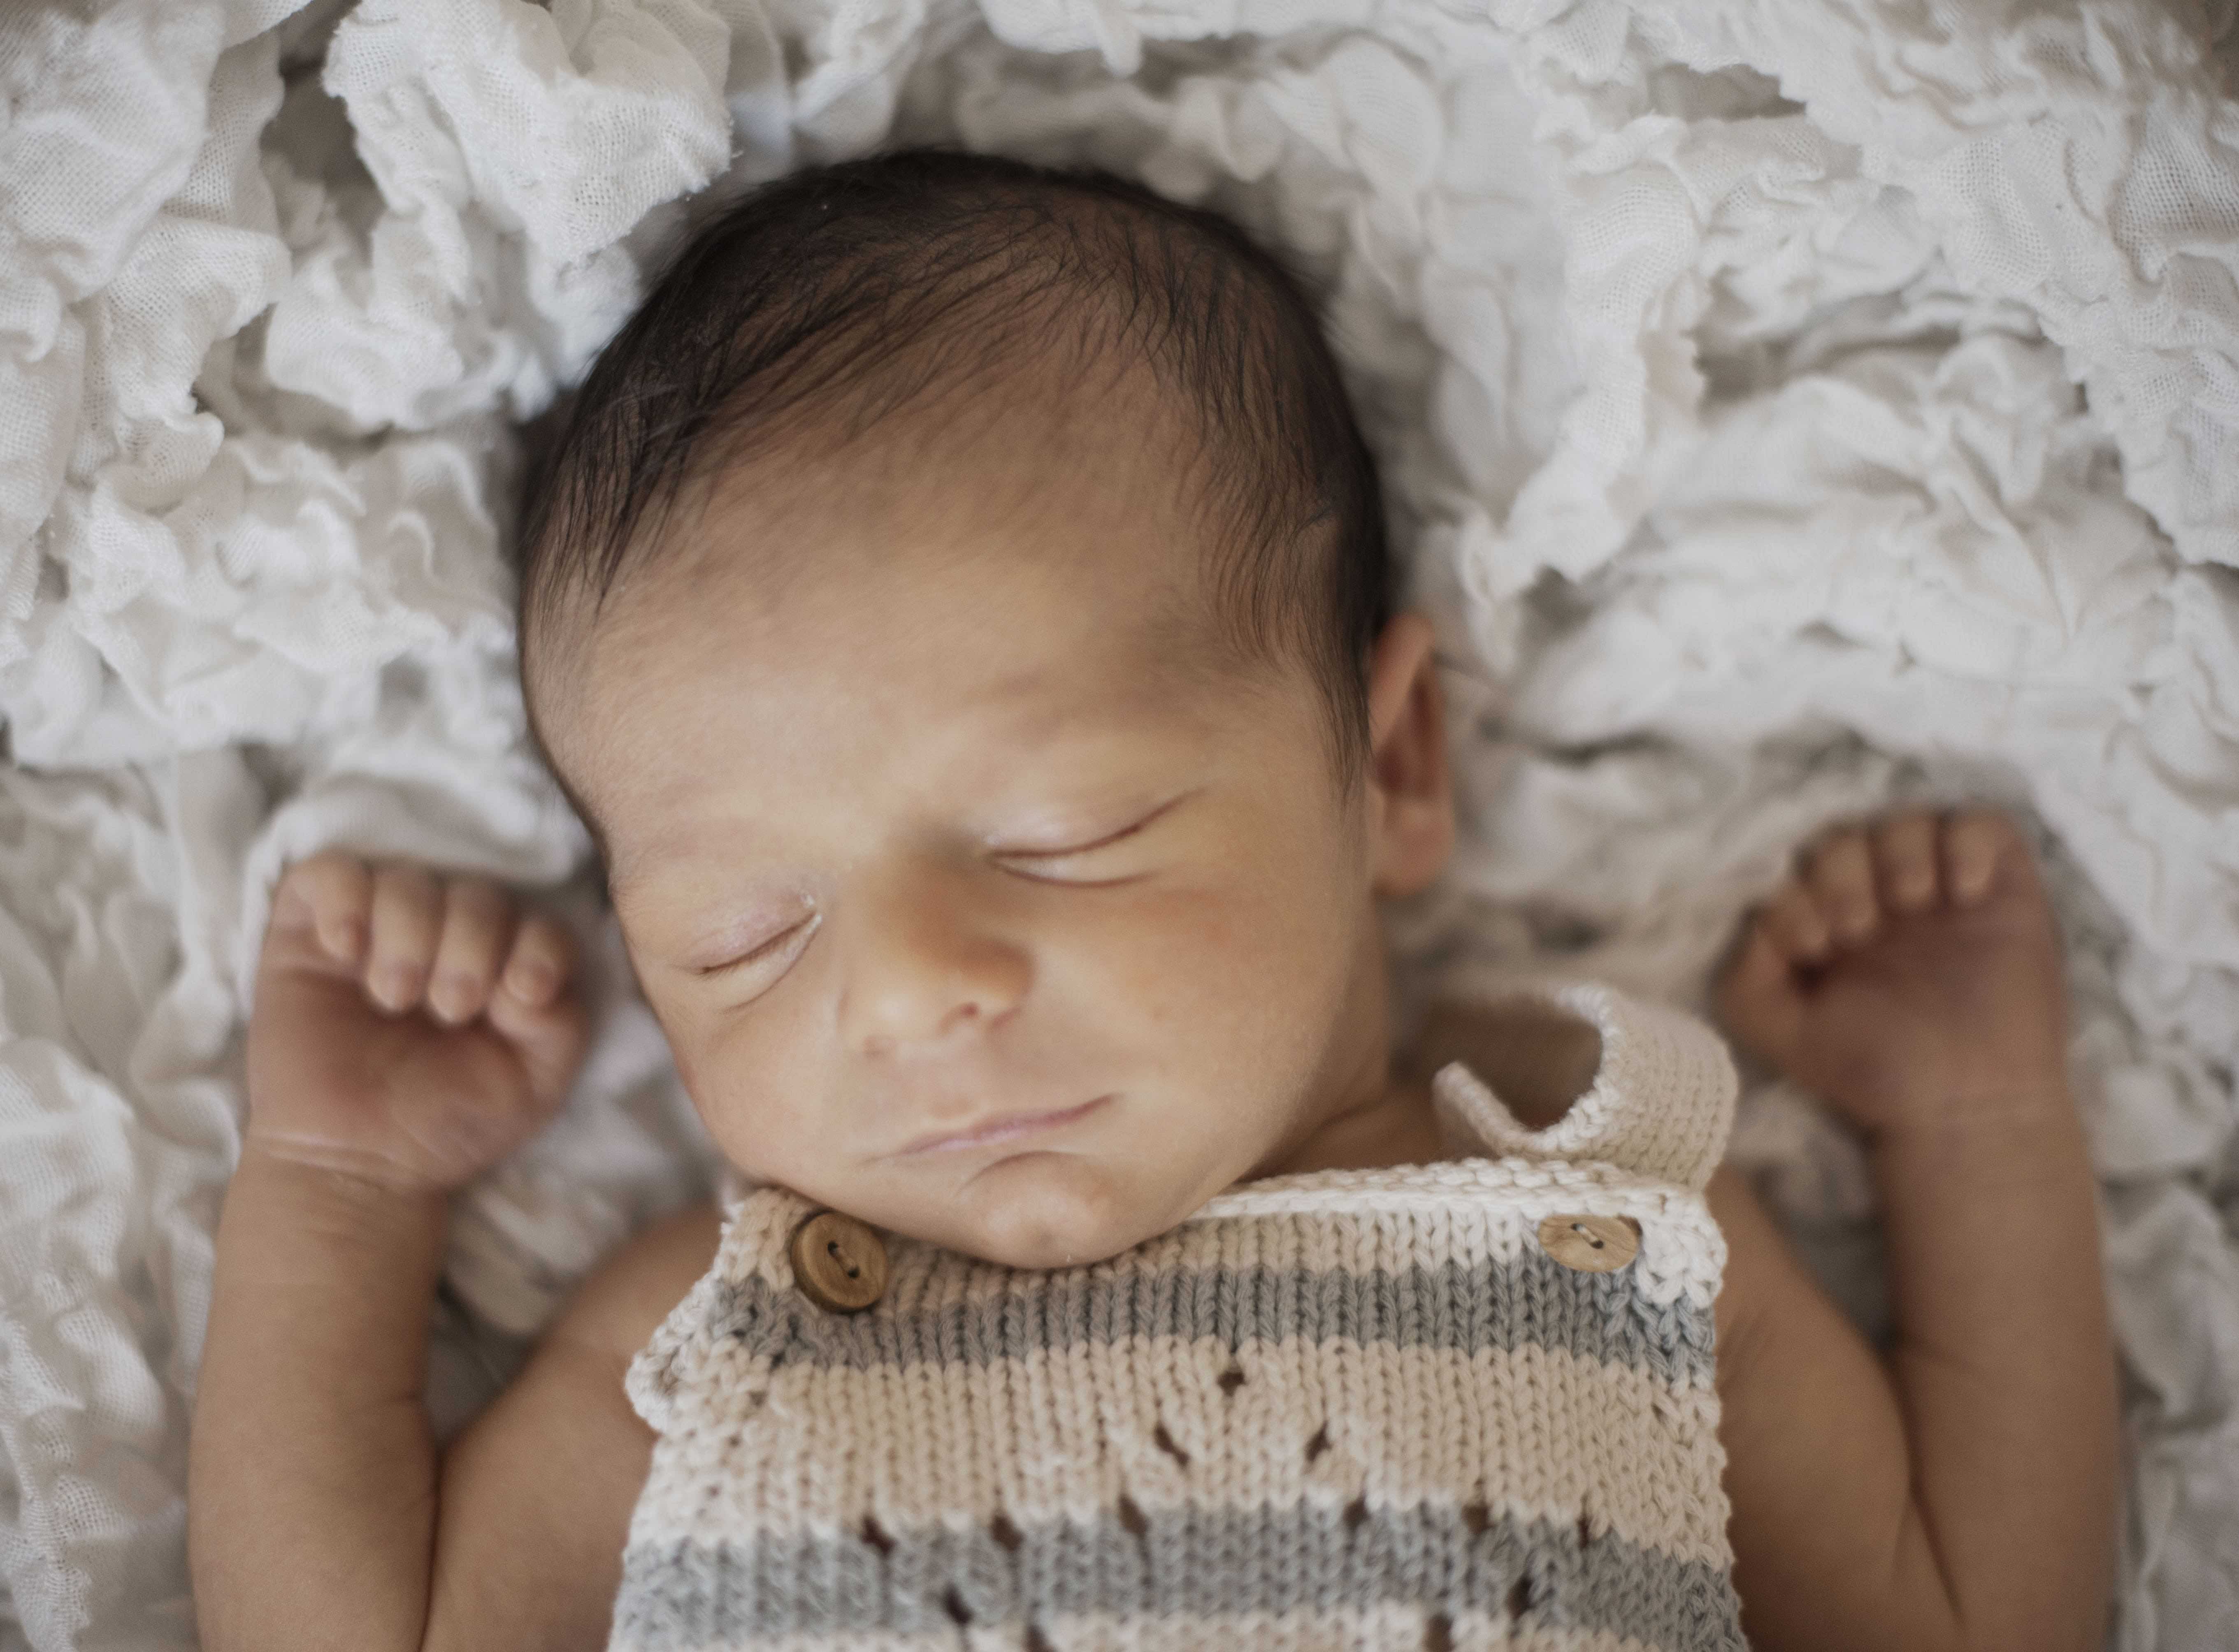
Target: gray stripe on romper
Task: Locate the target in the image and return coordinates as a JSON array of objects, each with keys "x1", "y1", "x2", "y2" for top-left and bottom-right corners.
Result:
[
  {"x1": 706, "y1": 1247, "x2": 1715, "y2": 1388},
  {"x1": 612, "y1": 1498, "x2": 1745, "y2": 1652}
]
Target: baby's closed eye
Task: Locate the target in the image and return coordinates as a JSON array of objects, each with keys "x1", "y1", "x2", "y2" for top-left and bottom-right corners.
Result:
[
  {"x1": 994, "y1": 820, "x2": 1156, "y2": 884},
  {"x1": 695, "y1": 912, "x2": 822, "y2": 977},
  {"x1": 990, "y1": 790, "x2": 1198, "y2": 885}
]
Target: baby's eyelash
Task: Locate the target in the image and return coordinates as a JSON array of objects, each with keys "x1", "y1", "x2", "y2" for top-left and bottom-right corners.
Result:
[
  {"x1": 697, "y1": 913, "x2": 817, "y2": 975},
  {"x1": 1000, "y1": 791, "x2": 1196, "y2": 861},
  {"x1": 1003, "y1": 817, "x2": 1152, "y2": 861}
]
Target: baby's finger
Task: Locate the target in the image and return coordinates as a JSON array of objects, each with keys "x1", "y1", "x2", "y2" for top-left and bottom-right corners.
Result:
[
  {"x1": 271, "y1": 852, "x2": 373, "y2": 965},
  {"x1": 427, "y1": 877, "x2": 514, "y2": 1026},
  {"x1": 1942, "y1": 811, "x2": 2019, "y2": 906},
  {"x1": 488, "y1": 915, "x2": 588, "y2": 1107},
  {"x1": 366, "y1": 865, "x2": 444, "y2": 1013},
  {"x1": 498, "y1": 913, "x2": 576, "y2": 1009},
  {"x1": 1803, "y1": 829, "x2": 1879, "y2": 943},
  {"x1": 1870, "y1": 813, "x2": 1940, "y2": 914},
  {"x1": 1715, "y1": 914, "x2": 1808, "y2": 1072},
  {"x1": 1759, "y1": 878, "x2": 1832, "y2": 964}
]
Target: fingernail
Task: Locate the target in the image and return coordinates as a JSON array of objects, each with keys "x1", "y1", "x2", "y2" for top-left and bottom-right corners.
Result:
[
  {"x1": 429, "y1": 975, "x2": 473, "y2": 1021},
  {"x1": 374, "y1": 964, "x2": 418, "y2": 1009},
  {"x1": 507, "y1": 960, "x2": 558, "y2": 1003}
]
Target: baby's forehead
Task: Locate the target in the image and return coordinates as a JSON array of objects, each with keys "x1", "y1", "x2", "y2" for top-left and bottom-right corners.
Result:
[
  {"x1": 578, "y1": 558, "x2": 1312, "y2": 908},
  {"x1": 548, "y1": 447, "x2": 1289, "y2": 808}
]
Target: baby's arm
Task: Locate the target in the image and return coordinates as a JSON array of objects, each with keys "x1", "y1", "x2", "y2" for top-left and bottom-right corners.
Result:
[
  {"x1": 1709, "y1": 812, "x2": 2118, "y2": 1652},
  {"x1": 189, "y1": 855, "x2": 715, "y2": 1651},
  {"x1": 418, "y1": 1199, "x2": 718, "y2": 1646}
]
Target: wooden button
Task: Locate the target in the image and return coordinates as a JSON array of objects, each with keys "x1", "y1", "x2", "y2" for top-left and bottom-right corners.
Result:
[
  {"x1": 1538, "y1": 1213, "x2": 1641, "y2": 1273},
  {"x1": 790, "y1": 1211, "x2": 888, "y2": 1312}
]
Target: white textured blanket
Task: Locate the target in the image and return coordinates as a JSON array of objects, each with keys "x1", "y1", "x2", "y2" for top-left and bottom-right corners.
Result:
[{"x1": 2, "y1": 0, "x2": 2234, "y2": 1646}]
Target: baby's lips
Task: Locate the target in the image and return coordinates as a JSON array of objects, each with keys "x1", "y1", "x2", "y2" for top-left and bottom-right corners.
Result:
[{"x1": 890, "y1": 1093, "x2": 1112, "y2": 1156}]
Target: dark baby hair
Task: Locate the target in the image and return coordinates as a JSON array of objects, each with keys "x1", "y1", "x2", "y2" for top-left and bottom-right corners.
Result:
[{"x1": 516, "y1": 148, "x2": 1394, "y2": 776}]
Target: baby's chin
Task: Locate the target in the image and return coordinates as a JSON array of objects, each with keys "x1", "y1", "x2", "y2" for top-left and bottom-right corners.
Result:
[{"x1": 910, "y1": 1149, "x2": 1204, "y2": 1271}]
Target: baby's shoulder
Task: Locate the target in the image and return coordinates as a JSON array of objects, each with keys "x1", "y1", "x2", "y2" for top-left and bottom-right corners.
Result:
[{"x1": 547, "y1": 1198, "x2": 724, "y2": 1364}]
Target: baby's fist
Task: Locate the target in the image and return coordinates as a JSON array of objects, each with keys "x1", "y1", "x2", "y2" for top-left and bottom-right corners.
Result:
[
  {"x1": 1716, "y1": 810, "x2": 2070, "y2": 1140},
  {"x1": 245, "y1": 853, "x2": 590, "y2": 1197}
]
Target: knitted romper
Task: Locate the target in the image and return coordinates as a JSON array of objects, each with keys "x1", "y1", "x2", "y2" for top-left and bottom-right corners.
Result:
[{"x1": 611, "y1": 984, "x2": 1745, "y2": 1652}]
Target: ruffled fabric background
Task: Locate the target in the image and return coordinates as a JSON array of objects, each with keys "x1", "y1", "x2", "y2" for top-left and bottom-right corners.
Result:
[{"x1": 2, "y1": 0, "x2": 2234, "y2": 1644}]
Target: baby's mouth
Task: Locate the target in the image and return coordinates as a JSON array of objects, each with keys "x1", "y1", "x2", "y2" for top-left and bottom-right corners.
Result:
[{"x1": 892, "y1": 1094, "x2": 1111, "y2": 1157}]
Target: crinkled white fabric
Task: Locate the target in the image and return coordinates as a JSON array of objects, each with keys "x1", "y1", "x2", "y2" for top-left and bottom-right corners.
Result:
[{"x1": 1, "y1": 0, "x2": 2234, "y2": 1646}]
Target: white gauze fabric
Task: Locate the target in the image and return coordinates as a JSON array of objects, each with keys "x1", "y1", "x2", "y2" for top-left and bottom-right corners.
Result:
[{"x1": 0, "y1": 0, "x2": 2234, "y2": 1646}]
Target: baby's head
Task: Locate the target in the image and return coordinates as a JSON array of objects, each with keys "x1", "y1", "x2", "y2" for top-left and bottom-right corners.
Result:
[{"x1": 517, "y1": 151, "x2": 1454, "y2": 1268}]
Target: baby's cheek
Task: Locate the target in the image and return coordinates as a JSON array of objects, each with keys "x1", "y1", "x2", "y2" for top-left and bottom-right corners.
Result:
[
  {"x1": 1065, "y1": 883, "x2": 1354, "y2": 1191},
  {"x1": 1097, "y1": 876, "x2": 1323, "y2": 1026},
  {"x1": 1126, "y1": 871, "x2": 1357, "y2": 1072},
  {"x1": 665, "y1": 1010, "x2": 826, "y2": 1180}
]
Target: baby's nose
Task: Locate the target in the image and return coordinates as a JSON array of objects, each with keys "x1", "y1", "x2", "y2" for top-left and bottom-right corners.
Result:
[{"x1": 837, "y1": 861, "x2": 1029, "y2": 1056}]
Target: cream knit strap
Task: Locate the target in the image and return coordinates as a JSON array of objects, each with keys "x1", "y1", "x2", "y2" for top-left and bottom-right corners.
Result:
[{"x1": 1430, "y1": 981, "x2": 1736, "y2": 1192}]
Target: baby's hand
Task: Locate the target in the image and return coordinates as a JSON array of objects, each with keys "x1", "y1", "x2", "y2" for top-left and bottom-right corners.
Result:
[
  {"x1": 1715, "y1": 810, "x2": 2071, "y2": 1140},
  {"x1": 244, "y1": 852, "x2": 590, "y2": 1197}
]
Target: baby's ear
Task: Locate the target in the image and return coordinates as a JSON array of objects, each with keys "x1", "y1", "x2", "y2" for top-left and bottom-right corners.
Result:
[{"x1": 1363, "y1": 610, "x2": 1454, "y2": 897}]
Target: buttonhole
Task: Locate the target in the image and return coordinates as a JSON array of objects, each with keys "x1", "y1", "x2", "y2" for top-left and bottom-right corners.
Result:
[
  {"x1": 1151, "y1": 1422, "x2": 1190, "y2": 1467},
  {"x1": 1116, "y1": 1493, "x2": 1148, "y2": 1539}
]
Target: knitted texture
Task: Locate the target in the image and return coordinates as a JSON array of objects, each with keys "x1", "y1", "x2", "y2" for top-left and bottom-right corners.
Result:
[
  {"x1": 611, "y1": 987, "x2": 1742, "y2": 1652},
  {"x1": 1432, "y1": 984, "x2": 1738, "y2": 1192}
]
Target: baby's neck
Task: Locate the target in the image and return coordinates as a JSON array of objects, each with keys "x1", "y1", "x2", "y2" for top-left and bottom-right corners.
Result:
[
  {"x1": 1245, "y1": 1072, "x2": 1449, "y2": 1180},
  {"x1": 1251, "y1": 995, "x2": 1608, "y2": 1181}
]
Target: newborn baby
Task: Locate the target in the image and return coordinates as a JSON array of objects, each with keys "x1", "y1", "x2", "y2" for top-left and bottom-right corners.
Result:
[{"x1": 189, "y1": 153, "x2": 2116, "y2": 1652}]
